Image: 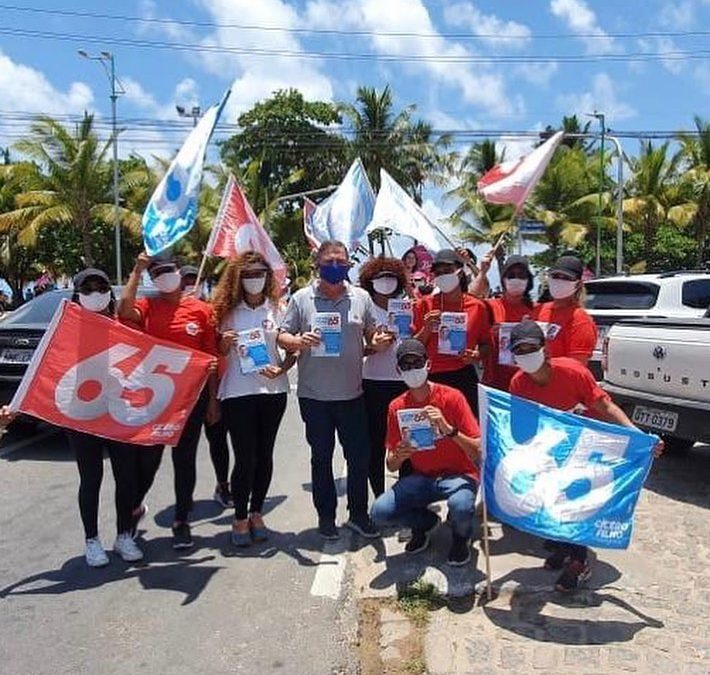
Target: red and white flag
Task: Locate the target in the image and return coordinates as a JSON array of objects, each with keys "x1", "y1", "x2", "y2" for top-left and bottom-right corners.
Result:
[
  {"x1": 477, "y1": 131, "x2": 564, "y2": 211},
  {"x1": 206, "y1": 175, "x2": 288, "y2": 286},
  {"x1": 10, "y1": 301, "x2": 213, "y2": 446},
  {"x1": 302, "y1": 197, "x2": 321, "y2": 251}
]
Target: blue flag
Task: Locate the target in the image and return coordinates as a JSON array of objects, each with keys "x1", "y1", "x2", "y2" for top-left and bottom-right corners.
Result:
[
  {"x1": 310, "y1": 157, "x2": 375, "y2": 251},
  {"x1": 142, "y1": 89, "x2": 231, "y2": 256},
  {"x1": 479, "y1": 385, "x2": 658, "y2": 549}
]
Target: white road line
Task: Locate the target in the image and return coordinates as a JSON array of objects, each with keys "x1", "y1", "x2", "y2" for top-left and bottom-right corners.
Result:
[
  {"x1": 0, "y1": 428, "x2": 57, "y2": 459},
  {"x1": 310, "y1": 459, "x2": 348, "y2": 599}
]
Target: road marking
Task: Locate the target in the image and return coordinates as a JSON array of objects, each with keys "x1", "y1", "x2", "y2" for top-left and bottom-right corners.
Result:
[
  {"x1": 0, "y1": 427, "x2": 58, "y2": 458},
  {"x1": 310, "y1": 460, "x2": 348, "y2": 599}
]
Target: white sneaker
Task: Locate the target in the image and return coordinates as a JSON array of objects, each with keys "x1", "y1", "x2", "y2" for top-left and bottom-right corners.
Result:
[
  {"x1": 113, "y1": 533, "x2": 144, "y2": 562},
  {"x1": 85, "y1": 538, "x2": 110, "y2": 568}
]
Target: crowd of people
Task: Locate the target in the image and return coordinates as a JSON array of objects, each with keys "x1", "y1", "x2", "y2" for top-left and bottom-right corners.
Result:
[{"x1": 2, "y1": 239, "x2": 662, "y2": 593}]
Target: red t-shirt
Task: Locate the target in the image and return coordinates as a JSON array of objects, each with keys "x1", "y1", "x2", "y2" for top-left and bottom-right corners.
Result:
[
  {"x1": 134, "y1": 296, "x2": 218, "y2": 355},
  {"x1": 509, "y1": 357, "x2": 610, "y2": 412},
  {"x1": 386, "y1": 383, "x2": 481, "y2": 479},
  {"x1": 412, "y1": 292, "x2": 491, "y2": 374},
  {"x1": 532, "y1": 302, "x2": 597, "y2": 362},
  {"x1": 482, "y1": 297, "x2": 535, "y2": 391}
]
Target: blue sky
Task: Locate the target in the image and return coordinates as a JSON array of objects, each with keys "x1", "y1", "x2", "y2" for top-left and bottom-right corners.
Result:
[{"x1": 0, "y1": 0, "x2": 708, "y2": 217}]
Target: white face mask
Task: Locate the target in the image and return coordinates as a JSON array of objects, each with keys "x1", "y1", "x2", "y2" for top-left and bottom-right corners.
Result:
[
  {"x1": 153, "y1": 271, "x2": 181, "y2": 294},
  {"x1": 548, "y1": 278, "x2": 578, "y2": 300},
  {"x1": 183, "y1": 285, "x2": 196, "y2": 295},
  {"x1": 78, "y1": 291, "x2": 111, "y2": 313},
  {"x1": 504, "y1": 278, "x2": 528, "y2": 297},
  {"x1": 434, "y1": 271, "x2": 460, "y2": 294},
  {"x1": 513, "y1": 348, "x2": 545, "y2": 374},
  {"x1": 401, "y1": 367, "x2": 428, "y2": 389},
  {"x1": 372, "y1": 277, "x2": 398, "y2": 296},
  {"x1": 243, "y1": 276, "x2": 266, "y2": 295}
]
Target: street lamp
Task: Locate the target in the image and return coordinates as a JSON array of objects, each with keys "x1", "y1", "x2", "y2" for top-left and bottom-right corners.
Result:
[
  {"x1": 176, "y1": 105, "x2": 201, "y2": 128},
  {"x1": 78, "y1": 49, "x2": 124, "y2": 283},
  {"x1": 586, "y1": 111, "x2": 606, "y2": 277}
]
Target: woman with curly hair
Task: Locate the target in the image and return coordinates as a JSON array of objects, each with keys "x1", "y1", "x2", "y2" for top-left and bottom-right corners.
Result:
[
  {"x1": 359, "y1": 257, "x2": 408, "y2": 496},
  {"x1": 213, "y1": 251, "x2": 296, "y2": 547}
]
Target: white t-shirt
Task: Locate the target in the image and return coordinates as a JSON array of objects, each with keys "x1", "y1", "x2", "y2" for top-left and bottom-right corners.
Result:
[
  {"x1": 362, "y1": 302, "x2": 401, "y2": 381},
  {"x1": 218, "y1": 301, "x2": 289, "y2": 399}
]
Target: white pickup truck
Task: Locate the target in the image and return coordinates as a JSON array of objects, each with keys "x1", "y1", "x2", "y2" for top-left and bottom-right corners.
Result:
[
  {"x1": 584, "y1": 271, "x2": 710, "y2": 379},
  {"x1": 602, "y1": 317, "x2": 710, "y2": 453}
]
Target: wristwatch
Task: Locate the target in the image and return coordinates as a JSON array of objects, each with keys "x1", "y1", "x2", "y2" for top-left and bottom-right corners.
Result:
[{"x1": 445, "y1": 426, "x2": 459, "y2": 438}]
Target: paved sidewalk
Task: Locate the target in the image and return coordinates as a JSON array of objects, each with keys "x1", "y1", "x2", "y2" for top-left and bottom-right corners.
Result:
[{"x1": 351, "y1": 446, "x2": 710, "y2": 674}]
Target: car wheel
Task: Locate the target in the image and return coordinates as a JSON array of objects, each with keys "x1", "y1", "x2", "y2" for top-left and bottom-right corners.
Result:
[{"x1": 661, "y1": 435, "x2": 695, "y2": 456}]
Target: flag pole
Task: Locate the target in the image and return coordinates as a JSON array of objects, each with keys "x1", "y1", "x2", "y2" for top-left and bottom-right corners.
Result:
[
  {"x1": 193, "y1": 250, "x2": 210, "y2": 297},
  {"x1": 481, "y1": 489, "x2": 493, "y2": 601}
]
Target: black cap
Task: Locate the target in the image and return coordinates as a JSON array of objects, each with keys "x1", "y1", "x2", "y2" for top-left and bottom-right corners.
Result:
[
  {"x1": 396, "y1": 339, "x2": 427, "y2": 364},
  {"x1": 180, "y1": 265, "x2": 199, "y2": 278},
  {"x1": 550, "y1": 255, "x2": 583, "y2": 280},
  {"x1": 73, "y1": 268, "x2": 110, "y2": 289},
  {"x1": 432, "y1": 249, "x2": 464, "y2": 269},
  {"x1": 501, "y1": 254, "x2": 530, "y2": 278},
  {"x1": 510, "y1": 320, "x2": 546, "y2": 352},
  {"x1": 148, "y1": 257, "x2": 178, "y2": 277}
]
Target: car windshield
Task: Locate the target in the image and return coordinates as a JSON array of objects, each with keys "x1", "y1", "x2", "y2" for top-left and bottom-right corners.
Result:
[{"x1": 584, "y1": 281, "x2": 660, "y2": 310}]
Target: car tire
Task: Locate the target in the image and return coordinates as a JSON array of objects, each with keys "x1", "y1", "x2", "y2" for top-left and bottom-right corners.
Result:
[{"x1": 661, "y1": 435, "x2": 695, "y2": 456}]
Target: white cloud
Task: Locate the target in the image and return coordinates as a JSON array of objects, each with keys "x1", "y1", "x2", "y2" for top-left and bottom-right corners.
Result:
[
  {"x1": 442, "y1": 3, "x2": 531, "y2": 50},
  {"x1": 516, "y1": 62, "x2": 560, "y2": 87},
  {"x1": 659, "y1": 0, "x2": 697, "y2": 29},
  {"x1": 549, "y1": 0, "x2": 617, "y2": 54},
  {"x1": 304, "y1": 0, "x2": 520, "y2": 118},
  {"x1": 637, "y1": 37, "x2": 683, "y2": 74},
  {"x1": 556, "y1": 73, "x2": 636, "y2": 122}
]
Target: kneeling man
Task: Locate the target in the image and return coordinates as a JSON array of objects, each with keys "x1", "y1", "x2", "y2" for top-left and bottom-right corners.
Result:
[{"x1": 370, "y1": 339, "x2": 481, "y2": 566}]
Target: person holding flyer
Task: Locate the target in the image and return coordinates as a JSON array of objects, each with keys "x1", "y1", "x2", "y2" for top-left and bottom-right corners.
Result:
[
  {"x1": 533, "y1": 255, "x2": 597, "y2": 366},
  {"x1": 370, "y1": 339, "x2": 481, "y2": 566},
  {"x1": 278, "y1": 240, "x2": 392, "y2": 540},
  {"x1": 508, "y1": 320, "x2": 663, "y2": 591},
  {"x1": 119, "y1": 254, "x2": 220, "y2": 551},
  {"x1": 412, "y1": 249, "x2": 491, "y2": 415},
  {"x1": 212, "y1": 252, "x2": 296, "y2": 547},
  {"x1": 481, "y1": 254, "x2": 536, "y2": 391},
  {"x1": 359, "y1": 257, "x2": 409, "y2": 496}
]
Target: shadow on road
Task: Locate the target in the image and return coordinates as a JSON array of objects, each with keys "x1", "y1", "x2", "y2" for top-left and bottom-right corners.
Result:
[{"x1": 643, "y1": 444, "x2": 710, "y2": 509}]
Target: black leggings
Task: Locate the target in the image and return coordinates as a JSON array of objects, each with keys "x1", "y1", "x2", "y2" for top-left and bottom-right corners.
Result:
[
  {"x1": 205, "y1": 417, "x2": 230, "y2": 485},
  {"x1": 362, "y1": 379, "x2": 407, "y2": 497},
  {"x1": 429, "y1": 365, "x2": 479, "y2": 416},
  {"x1": 67, "y1": 430, "x2": 139, "y2": 540},
  {"x1": 222, "y1": 393, "x2": 287, "y2": 520}
]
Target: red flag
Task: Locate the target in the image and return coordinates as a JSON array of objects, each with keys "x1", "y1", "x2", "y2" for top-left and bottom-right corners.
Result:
[
  {"x1": 206, "y1": 175, "x2": 288, "y2": 286},
  {"x1": 11, "y1": 301, "x2": 213, "y2": 445},
  {"x1": 302, "y1": 197, "x2": 320, "y2": 251},
  {"x1": 477, "y1": 131, "x2": 564, "y2": 211}
]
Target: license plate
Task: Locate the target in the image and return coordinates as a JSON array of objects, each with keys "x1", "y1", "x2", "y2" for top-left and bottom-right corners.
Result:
[
  {"x1": 0, "y1": 348, "x2": 34, "y2": 364},
  {"x1": 632, "y1": 405, "x2": 678, "y2": 432}
]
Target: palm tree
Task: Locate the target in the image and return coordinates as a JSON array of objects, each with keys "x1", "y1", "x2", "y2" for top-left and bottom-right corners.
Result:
[
  {"x1": 0, "y1": 114, "x2": 141, "y2": 267},
  {"x1": 677, "y1": 115, "x2": 710, "y2": 265}
]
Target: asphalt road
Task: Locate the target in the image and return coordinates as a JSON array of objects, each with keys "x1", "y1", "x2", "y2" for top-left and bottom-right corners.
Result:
[{"x1": 0, "y1": 396, "x2": 365, "y2": 675}]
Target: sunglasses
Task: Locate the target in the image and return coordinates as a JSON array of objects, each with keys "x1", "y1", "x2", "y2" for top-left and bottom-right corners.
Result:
[{"x1": 398, "y1": 357, "x2": 427, "y2": 371}]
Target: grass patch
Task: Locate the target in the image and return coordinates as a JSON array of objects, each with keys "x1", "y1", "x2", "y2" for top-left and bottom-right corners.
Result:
[
  {"x1": 397, "y1": 580, "x2": 445, "y2": 626},
  {"x1": 401, "y1": 656, "x2": 427, "y2": 674}
]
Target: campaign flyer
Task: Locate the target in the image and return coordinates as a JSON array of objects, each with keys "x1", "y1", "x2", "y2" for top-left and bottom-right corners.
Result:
[
  {"x1": 387, "y1": 298, "x2": 413, "y2": 338},
  {"x1": 438, "y1": 312, "x2": 467, "y2": 355},
  {"x1": 237, "y1": 328, "x2": 271, "y2": 374},
  {"x1": 397, "y1": 408, "x2": 437, "y2": 450},
  {"x1": 312, "y1": 312, "x2": 342, "y2": 357}
]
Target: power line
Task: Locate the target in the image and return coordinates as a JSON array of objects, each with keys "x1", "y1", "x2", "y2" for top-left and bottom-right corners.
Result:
[
  {"x1": 1, "y1": 3, "x2": 709, "y2": 42},
  {"x1": 0, "y1": 26, "x2": 708, "y2": 64}
]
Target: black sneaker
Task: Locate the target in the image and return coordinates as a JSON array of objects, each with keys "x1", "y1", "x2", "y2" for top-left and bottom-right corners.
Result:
[
  {"x1": 404, "y1": 529, "x2": 431, "y2": 554},
  {"x1": 213, "y1": 483, "x2": 234, "y2": 509},
  {"x1": 555, "y1": 560, "x2": 591, "y2": 592},
  {"x1": 544, "y1": 550, "x2": 569, "y2": 571},
  {"x1": 447, "y1": 535, "x2": 472, "y2": 567},
  {"x1": 130, "y1": 503, "x2": 148, "y2": 541},
  {"x1": 172, "y1": 522, "x2": 194, "y2": 550},
  {"x1": 344, "y1": 516, "x2": 380, "y2": 539},
  {"x1": 318, "y1": 519, "x2": 339, "y2": 540}
]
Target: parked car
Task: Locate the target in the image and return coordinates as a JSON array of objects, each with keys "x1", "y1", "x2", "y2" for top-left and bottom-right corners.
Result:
[
  {"x1": 602, "y1": 317, "x2": 710, "y2": 454},
  {"x1": 584, "y1": 271, "x2": 710, "y2": 378},
  {"x1": 0, "y1": 287, "x2": 157, "y2": 405}
]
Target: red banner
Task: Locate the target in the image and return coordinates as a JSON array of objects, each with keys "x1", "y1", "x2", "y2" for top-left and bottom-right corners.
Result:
[{"x1": 11, "y1": 301, "x2": 213, "y2": 445}]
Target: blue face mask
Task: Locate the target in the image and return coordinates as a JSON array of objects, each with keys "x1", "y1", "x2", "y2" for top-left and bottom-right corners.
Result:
[{"x1": 319, "y1": 262, "x2": 349, "y2": 285}]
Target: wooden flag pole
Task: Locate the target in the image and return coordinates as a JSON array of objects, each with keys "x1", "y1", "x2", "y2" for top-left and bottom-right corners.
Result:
[
  {"x1": 481, "y1": 489, "x2": 493, "y2": 602},
  {"x1": 192, "y1": 249, "x2": 211, "y2": 297}
]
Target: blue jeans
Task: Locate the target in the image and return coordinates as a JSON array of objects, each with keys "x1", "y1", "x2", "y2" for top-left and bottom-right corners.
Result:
[
  {"x1": 298, "y1": 396, "x2": 371, "y2": 522},
  {"x1": 371, "y1": 474, "x2": 478, "y2": 539}
]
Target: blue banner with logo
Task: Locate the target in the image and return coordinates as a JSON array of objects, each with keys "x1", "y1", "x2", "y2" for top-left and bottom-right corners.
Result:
[{"x1": 479, "y1": 385, "x2": 658, "y2": 549}]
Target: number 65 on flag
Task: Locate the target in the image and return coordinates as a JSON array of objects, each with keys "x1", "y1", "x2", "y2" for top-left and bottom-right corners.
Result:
[{"x1": 11, "y1": 301, "x2": 213, "y2": 445}]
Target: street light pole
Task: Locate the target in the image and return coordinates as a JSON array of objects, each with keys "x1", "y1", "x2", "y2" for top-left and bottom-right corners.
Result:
[
  {"x1": 78, "y1": 50, "x2": 123, "y2": 283},
  {"x1": 176, "y1": 105, "x2": 201, "y2": 128},
  {"x1": 588, "y1": 111, "x2": 606, "y2": 277},
  {"x1": 606, "y1": 135, "x2": 625, "y2": 274}
]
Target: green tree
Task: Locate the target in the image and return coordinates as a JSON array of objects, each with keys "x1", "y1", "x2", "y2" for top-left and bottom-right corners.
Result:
[{"x1": 0, "y1": 114, "x2": 141, "y2": 270}]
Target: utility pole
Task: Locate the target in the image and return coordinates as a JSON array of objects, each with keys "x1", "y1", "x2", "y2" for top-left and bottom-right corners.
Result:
[
  {"x1": 587, "y1": 111, "x2": 606, "y2": 277},
  {"x1": 78, "y1": 50, "x2": 124, "y2": 283}
]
